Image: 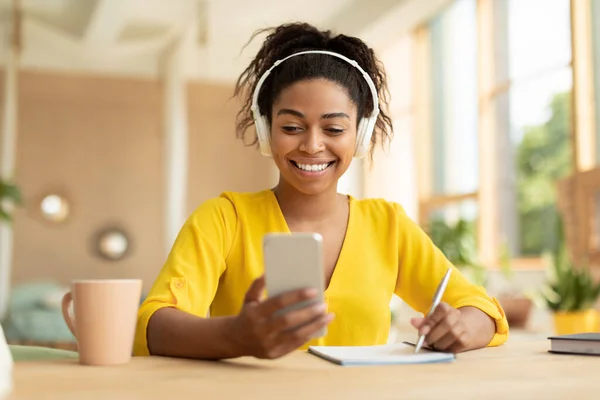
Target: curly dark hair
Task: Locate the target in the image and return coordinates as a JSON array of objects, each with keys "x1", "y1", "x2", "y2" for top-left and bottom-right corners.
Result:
[{"x1": 233, "y1": 22, "x2": 393, "y2": 159}]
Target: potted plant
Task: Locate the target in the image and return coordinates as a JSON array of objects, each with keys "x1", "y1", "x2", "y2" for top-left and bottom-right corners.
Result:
[
  {"x1": 427, "y1": 218, "x2": 487, "y2": 286},
  {"x1": 537, "y1": 237, "x2": 600, "y2": 335},
  {"x1": 0, "y1": 179, "x2": 22, "y2": 223},
  {"x1": 0, "y1": 178, "x2": 22, "y2": 324}
]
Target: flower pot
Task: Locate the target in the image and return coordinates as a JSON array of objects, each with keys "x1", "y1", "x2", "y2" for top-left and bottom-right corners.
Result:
[
  {"x1": 553, "y1": 309, "x2": 599, "y2": 335},
  {"x1": 498, "y1": 295, "x2": 533, "y2": 329}
]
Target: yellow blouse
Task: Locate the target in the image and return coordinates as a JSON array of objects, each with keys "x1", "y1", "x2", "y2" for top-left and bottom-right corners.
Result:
[{"x1": 134, "y1": 190, "x2": 508, "y2": 356}]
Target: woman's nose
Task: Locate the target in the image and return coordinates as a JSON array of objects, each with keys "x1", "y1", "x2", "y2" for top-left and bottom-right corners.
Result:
[{"x1": 298, "y1": 128, "x2": 325, "y2": 154}]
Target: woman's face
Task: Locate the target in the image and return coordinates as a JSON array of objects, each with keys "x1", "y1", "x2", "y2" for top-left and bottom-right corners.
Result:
[{"x1": 269, "y1": 78, "x2": 358, "y2": 195}]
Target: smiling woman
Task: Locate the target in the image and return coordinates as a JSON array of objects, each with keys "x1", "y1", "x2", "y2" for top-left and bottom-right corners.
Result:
[{"x1": 134, "y1": 22, "x2": 508, "y2": 361}]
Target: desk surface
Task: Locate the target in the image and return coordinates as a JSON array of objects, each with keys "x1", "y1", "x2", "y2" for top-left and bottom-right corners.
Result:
[{"x1": 11, "y1": 339, "x2": 599, "y2": 400}]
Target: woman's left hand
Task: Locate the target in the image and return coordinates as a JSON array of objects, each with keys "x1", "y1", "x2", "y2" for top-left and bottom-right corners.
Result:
[{"x1": 410, "y1": 303, "x2": 496, "y2": 353}]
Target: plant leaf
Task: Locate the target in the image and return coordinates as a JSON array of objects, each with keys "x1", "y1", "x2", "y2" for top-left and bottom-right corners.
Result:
[
  {"x1": 0, "y1": 181, "x2": 23, "y2": 204},
  {"x1": 0, "y1": 208, "x2": 11, "y2": 222}
]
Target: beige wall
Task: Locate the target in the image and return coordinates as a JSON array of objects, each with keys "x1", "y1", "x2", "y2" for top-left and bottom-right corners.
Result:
[
  {"x1": 186, "y1": 82, "x2": 275, "y2": 214},
  {"x1": 1, "y1": 70, "x2": 273, "y2": 290}
]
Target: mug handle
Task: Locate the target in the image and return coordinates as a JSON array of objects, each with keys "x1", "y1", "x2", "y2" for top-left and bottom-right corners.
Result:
[{"x1": 61, "y1": 292, "x2": 77, "y2": 338}]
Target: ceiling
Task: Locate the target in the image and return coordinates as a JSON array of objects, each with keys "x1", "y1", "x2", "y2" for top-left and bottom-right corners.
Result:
[{"x1": 0, "y1": 0, "x2": 451, "y2": 82}]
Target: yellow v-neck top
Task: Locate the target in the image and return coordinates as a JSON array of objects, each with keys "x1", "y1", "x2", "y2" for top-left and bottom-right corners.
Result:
[{"x1": 133, "y1": 190, "x2": 508, "y2": 356}]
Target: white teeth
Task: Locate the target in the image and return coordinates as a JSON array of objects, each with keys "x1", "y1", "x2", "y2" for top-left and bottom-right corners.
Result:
[{"x1": 295, "y1": 162, "x2": 330, "y2": 172}]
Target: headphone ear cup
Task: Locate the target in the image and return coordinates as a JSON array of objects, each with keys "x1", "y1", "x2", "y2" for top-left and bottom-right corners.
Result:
[
  {"x1": 255, "y1": 115, "x2": 272, "y2": 156},
  {"x1": 354, "y1": 118, "x2": 369, "y2": 158}
]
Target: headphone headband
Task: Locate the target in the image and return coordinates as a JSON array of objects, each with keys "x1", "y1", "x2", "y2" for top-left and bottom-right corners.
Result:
[{"x1": 250, "y1": 50, "x2": 380, "y2": 119}]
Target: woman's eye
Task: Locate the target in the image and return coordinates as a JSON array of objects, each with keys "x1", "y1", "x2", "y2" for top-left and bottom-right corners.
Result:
[
  {"x1": 282, "y1": 126, "x2": 302, "y2": 133},
  {"x1": 280, "y1": 126, "x2": 344, "y2": 134}
]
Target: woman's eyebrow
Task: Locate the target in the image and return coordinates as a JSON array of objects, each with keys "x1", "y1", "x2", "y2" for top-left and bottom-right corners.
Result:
[
  {"x1": 276, "y1": 109, "x2": 304, "y2": 118},
  {"x1": 276, "y1": 109, "x2": 350, "y2": 119},
  {"x1": 321, "y1": 112, "x2": 350, "y2": 119}
]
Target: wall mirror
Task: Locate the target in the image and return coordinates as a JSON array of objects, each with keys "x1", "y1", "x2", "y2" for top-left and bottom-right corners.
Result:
[
  {"x1": 40, "y1": 194, "x2": 70, "y2": 223},
  {"x1": 94, "y1": 228, "x2": 130, "y2": 261}
]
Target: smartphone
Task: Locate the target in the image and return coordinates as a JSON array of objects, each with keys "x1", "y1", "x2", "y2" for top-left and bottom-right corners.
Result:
[{"x1": 263, "y1": 232, "x2": 326, "y2": 338}]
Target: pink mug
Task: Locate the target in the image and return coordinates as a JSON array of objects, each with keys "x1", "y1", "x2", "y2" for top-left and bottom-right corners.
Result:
[{"x1": 61, "y1": 279, "x2": 142, "y2": 366}]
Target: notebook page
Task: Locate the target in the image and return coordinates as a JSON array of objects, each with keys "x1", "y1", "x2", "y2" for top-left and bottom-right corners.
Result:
[{"x1": 308, "y1": 342, "x2": 455, "y2": 365}]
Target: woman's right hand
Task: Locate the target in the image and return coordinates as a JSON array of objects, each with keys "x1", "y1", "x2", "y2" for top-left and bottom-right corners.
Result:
[{"x1": 227, "y1": 275, "x2": 333, "y2": 359}]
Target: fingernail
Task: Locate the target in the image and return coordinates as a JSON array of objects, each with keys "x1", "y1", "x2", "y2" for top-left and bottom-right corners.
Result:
[
  {"x1": 314, "y1": 302, "x2": 327, "y2": 312},
  {"x1": 326, "y1": 313, "x2": 335, "y2": 321},
  {"x1": 304, "y1": 288, "x2": 318, "y2": 297},
  {"x1": 420, "y1": 326, "x2": 430, "y2": 335}
]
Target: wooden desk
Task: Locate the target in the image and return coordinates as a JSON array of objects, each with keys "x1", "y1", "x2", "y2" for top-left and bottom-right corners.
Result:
[{"x1": 11, "y1": 339, "x2": 599, "y2": 399}]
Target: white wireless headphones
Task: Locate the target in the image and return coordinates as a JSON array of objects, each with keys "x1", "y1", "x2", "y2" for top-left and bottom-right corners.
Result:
[{"x1": 250, "y1": 50, "x2": 380, "y2": 159}]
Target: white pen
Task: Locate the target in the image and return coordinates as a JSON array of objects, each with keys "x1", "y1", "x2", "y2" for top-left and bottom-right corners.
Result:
[{"x1": 414, "y1": 267, "x2": 453, "y2": 353}]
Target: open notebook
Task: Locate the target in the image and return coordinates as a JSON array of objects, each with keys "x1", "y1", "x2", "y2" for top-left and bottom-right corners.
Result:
[{"x1": 307, "y1": 342, "x2": 455, "y2": 366}]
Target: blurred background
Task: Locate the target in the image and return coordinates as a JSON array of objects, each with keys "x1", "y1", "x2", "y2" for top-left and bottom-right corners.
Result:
[{"x1": 0, "y1": 0, "x2": 599, "y2": 349}]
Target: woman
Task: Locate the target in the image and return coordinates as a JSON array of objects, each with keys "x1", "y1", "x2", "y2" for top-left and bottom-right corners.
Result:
[{"x1": 133, "y1": 23, "x2": 508, "y2": 360}]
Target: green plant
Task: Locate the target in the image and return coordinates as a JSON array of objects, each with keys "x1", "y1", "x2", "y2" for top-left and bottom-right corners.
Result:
[
  {"x1": 539, "y1": 243, "x2": 600, "y2": 312},
  {"x1": 0, "y1": 178, "x2": 22, "y2": 222},
  {"x1": 537, "y1": 218, "x2": 600, "y2": 312},
  {"x1": 427, "y1": 218, "x2": 487, "y2": 286}
]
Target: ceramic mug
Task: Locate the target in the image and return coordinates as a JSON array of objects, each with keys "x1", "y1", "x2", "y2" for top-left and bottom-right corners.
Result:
[
  {"x1": 0, "y1": 325, "x2": 12, "y2": 399},
  {"x1": 61, "y1": 279, "x2": 142, "y2": 366}
]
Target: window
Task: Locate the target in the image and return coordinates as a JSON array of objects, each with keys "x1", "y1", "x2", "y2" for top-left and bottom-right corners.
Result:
[
  {"x1": 430, "y1": 0, "x2": 478, "y2": 197},
  {"x1": 421, "y1": 0, "x2": 479, "y2": 228},
  {"x1": 414, "y1": 0, "x2": 580, "y2": 267},
  {"x1": 506, "y1": 0, "x2": 573, "y2": 256}
]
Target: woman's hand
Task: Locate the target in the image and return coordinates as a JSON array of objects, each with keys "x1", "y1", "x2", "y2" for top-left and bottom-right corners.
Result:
[
  {"x1": 227, "y1": 275, "x2": 334, "y2": 359},
  {"x1": 410, "y1": 303, "x2": 496, "y2": 353}
]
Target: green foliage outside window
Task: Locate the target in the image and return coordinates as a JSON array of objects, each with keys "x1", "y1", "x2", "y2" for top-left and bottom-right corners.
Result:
[{"x1": 516, "y1": 91, "x2": 572, "y2": 256}]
